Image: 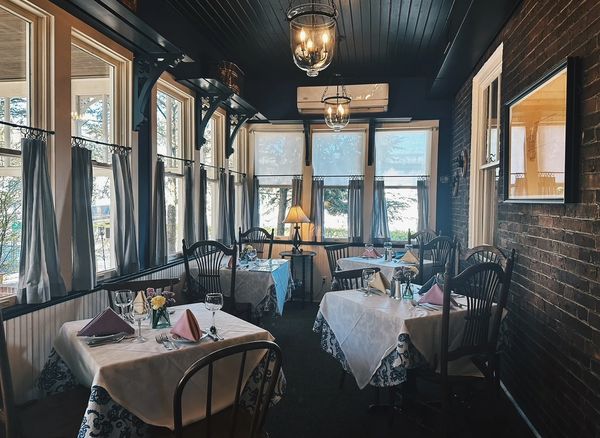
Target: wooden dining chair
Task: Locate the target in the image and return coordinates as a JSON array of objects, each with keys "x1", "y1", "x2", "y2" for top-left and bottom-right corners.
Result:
[
  {"x1": 238, "y1": 227, "x2": 274, "y2": 259},
  {"x1": 331, "y1": 268, "x2": 381, "y2": 291},
  {"x1": 150, "y1": 341, "x2": 282, "y2": 438},
  {"x1": 0, "y1": 311, "x2": 90, "y2": 438},
  {"x1": 407, "y1": 228, "x2": 438, "y2": 248},
  {"x1": 324, "y1": 243, "x2": 352, "y2": 278},
  {"x1": 182, "y1": 240, "x2": 252, "y2": 322},
  {"x1": 103, "y1": 278, "x2": 180, "y2": 310},
  {"x1": 463, "y1": 245, "x2": 509, "y2": 268},
  {"x1": 417, "y1": 235, "x2": 456, "y2": 284}
]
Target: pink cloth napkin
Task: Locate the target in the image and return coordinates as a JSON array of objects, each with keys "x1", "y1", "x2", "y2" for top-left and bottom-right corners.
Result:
[
  {"x1": 77, "y1": 308, "x2": 134, "y2": 336},
  {"x1": 362, "y1": 248, "x2": 381, "y2": 258},
  {"x1": 170, "y1": 309, "x2": 203, "y2": 341},
  {"x1": 418, "y1": 283, "x2": 445, "y2": 306}
]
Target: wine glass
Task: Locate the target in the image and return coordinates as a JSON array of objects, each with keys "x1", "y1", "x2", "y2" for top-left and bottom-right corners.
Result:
[
  {"x1": 362, "y1": 268, "x2": 376, "y2": 296},
  {"x1": 131, "y1": 292, "x2": 150, "y2": 343},
  {"x1": 205, "y1": 293, "x2": 224, "y2": 335},
  {"x1": 247, "y1": 248, "x2": 258, "y2": 266},
  {"x1": 383, "y1": 241, "x2": 393, "y2": 261},
  {"x1": 113, "y1": 290, "x2": 135, "y2": 322}
]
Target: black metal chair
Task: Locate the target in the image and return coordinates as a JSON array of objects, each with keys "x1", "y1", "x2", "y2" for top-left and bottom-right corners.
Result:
[
  {"x1": 331, "y1": 268, "x2": 381, "y2": 291},
  {"x1": 238, "y1": 227, "x2": 274, "y2": 259},
  {"x1": 407, "y1": 228, "x2": 438, "y2": 248},
  {"x1": 151, "y1": 341, "x2": 282, "y2": 438},
  {"x1": 324, "y1": 243, "x2": 352, "y2": 278},
  {"x1": 463, "y1": 245, "x2": 509, "y2": 267},
  {"x1": 0, "y1": 311, "x2": 90, "y2": 438},
  {"x1": 183, "y1": 240, "x2": 252, "y2": 322},
  {"x1": 103, "y1": 278, "x2": 180, "y2": 310},
  {"x1": 417, "y1": 236, "x2": 456, "y2": 284}
]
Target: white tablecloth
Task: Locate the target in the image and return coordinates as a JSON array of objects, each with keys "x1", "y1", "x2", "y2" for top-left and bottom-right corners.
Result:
[
  {"x1": 337, "y1": 256, "x2": 433, "y2": 281},
  {"x1": 53, "y1": 304, "x2": 274, "y2": 429},
  {"x1": 317, "y1": 290, "x2": 483, "y2": 389}
]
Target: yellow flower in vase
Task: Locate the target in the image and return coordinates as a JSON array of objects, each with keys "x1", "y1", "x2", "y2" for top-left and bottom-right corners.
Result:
[{"x1": 151, "y1": 295, "x2": 167, "y2": 310}]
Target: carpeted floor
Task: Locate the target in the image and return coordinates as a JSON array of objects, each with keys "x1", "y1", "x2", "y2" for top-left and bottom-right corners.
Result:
[{"x1": 262, "y1": 301, "x2": 534, "y2": 438}]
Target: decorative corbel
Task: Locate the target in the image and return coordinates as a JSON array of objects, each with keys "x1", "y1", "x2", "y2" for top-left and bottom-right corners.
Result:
[
  {"x1": 133, "y1": 52, "x2": 183, "y2": 131},
  {"x1": 196, "y1": 92, "x2": 232, "y2": 150},
  {"x1": 225, "y1": 111, "x2": 255, "y2": 158}
]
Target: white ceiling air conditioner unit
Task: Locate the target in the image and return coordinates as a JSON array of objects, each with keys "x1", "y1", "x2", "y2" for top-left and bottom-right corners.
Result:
[{"x1": 297, "y1": 83, "x2": 389, "y2": 114}]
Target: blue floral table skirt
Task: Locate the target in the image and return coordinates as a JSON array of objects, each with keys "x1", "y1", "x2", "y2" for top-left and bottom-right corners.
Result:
[
  {"x1": 38, "y1": 349, "x2": 285, "y2": 438},
  {"x1": 313, "y1": 313, "x2": 427, "y2": 387}
]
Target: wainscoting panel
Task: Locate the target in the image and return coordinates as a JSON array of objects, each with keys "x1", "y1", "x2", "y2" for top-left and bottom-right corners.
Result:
[{"x1": 4, "y1": 262, "x2": 186, "y2": 403}]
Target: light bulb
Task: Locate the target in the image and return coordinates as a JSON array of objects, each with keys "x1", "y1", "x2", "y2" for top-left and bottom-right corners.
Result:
[
  {"x1": 338, "y1": 104, "x2": 344, "y2": 115},
  {"x1": 307, "y1": 39, "x2": 314, "y2": 50},
  {"x1": 299, "y1": 29, "x2": 306, "y2": 42},
  {"x1": 322, "y1": 32, "x2": 329, "y2": 44},
  {"x1": 327, "y1": 107, "x2": 333, "y2": 115}
]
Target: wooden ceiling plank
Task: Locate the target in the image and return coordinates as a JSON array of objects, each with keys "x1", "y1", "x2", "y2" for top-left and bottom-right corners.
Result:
[
  {"x1": 252, "y1": 0, "x2": 291, "y2": 62},
  {"x1": 413, "y1": 0, "x2": 435, "y2": 62}
]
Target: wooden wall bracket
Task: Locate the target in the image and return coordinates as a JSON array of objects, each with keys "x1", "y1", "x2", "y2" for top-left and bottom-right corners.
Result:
[
  {"x1": 197, "y1": 91, "x2": 232, "y2": 150},
  {"x1": 225, "y1": 111, "x2": 255, "y2": 158}
]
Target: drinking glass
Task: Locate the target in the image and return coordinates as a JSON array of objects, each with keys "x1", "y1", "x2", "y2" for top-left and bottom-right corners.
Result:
[
  {"x1": 364, "y1": 243, "x2": 374, "y2": 252},
  {"x1": 205, "y1": 293, "x2": 224, "y2": 334},
  {"x1": 131, "y1": 292, "x2": 150, "y2": 343},
  {"x1": 247, "y1": 248, "x2": 258, "y2": 266},
  {"x1": 112, "y1": 290, "x2": 135, "y2": 322},
  {"x1": 383, "y1": 241, "x2": 393, "y2": 261},
  {"x1": 362, "y1": 268, "x2": 376, "y2": 296}
]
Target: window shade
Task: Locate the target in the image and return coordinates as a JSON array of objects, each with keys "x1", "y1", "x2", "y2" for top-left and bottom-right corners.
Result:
[
  {"x1": 312, "y1": 131, "x2": 365, "y2": 185},
  {"x1": 254, "y1": 131, "x2": 304, "y2": 185}
]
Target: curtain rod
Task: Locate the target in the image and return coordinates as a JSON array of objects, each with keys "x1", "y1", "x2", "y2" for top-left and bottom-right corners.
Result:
[
  {"x1": 157, "y1": 153, "x2": 193, "y2": 165},
  {"x1": 374, "y1": 175, "x2": 430, "y2": 178},
  {"x1": 313, "y1": 174, "x2": 365, "y2": 178},
  {"x1": 0, "y1": 120, "x2": 55, "y2": 135},
  {"x1": 199, "y1": 161, "x2": 246, "y2": 176},
  {"x1": 72, "y1": 136, "x2": 131, "y2": 151},
  {"x1": 254, "y1": 174, "x2": 302, "y2": 177}
]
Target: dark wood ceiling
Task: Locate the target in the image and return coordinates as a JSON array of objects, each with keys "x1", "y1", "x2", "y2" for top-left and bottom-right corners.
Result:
[{"x1": 165, "y1": 0, "x2": 455, "y2": 79}]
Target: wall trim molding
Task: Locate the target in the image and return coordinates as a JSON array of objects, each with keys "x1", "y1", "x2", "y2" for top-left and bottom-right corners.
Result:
[{"x1": 501, "y1": 381, "x2": 542, "y2": 438}]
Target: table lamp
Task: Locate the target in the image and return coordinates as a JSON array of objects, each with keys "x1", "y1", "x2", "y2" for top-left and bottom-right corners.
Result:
[{"x1": 283, "y1": 205, "x2": 310, "y2": 253}]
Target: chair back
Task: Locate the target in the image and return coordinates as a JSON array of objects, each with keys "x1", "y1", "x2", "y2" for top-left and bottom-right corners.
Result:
[
  {"x1": 324, "y1": 243, "x2": 351, "y2": 278},
  {"x1": 182, "y1": 240, "x2": 237, "y2": 307},
  {"x1": 463, "y1": 245, "x2": 508, "y2": 268},
  {"x1": 332, "y1": 268, "x2": 381, "y2": 291},
  {"x1": 103, "y1": 278, "x2": 180, "y2": 310},
  {"x1": 407, "y1": 228, "x2": 438, "y2": 248},
  {"x1": 440, "y1": 252, "x2": 515, "y2": 379},
  {"x1": 0, "y1": 311, "x2": 17, "y2": 438},
  {"x1": 418, "y1": 236, "x2": 456, "y2": 284},
  {"x1": 173, "y1": 341, "x2": 282, "y2": 438},
  {"x1": 238, "y1": 227, "x2": 274, "y2": 259}
]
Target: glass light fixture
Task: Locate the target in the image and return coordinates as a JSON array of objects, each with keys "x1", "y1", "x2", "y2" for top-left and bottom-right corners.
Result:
[
  {"x1": 322, "y1": 79, "x2": 351, "y2": 132},
  {"x1": 286, "y1": 2, "x2": 337, "y2": 77}
]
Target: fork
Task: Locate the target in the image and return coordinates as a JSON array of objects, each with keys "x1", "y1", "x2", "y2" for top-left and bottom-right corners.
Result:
[
  {"x1": 159, "y1": 333, "x2": 180, "y2": 350},
  {"x1": 155, "y1": 334, "x2": 172, "y2": 350}
]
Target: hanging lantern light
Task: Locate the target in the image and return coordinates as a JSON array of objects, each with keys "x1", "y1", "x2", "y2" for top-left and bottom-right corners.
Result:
[
  {"x1": 286, "y1": 1, "x2": 337, "y2": 77},
  {"x1": 322, "y1": 77, "x2": 351, "y2": 131}
]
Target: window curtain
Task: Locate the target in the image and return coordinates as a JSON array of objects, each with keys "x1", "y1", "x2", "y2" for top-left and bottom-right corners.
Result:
[
  {"x1": 18, "y1": 137, "x2": 66, "y2": 303},
  {"x1": 371, "y1": 179, "x2": 390, "y2": 242},
  {"x1": 240, "y1": 174, "x2": 251, "y2": 232},
  {"x1": 152, "y1": 160, "x2": 167, "y2": 266},
  {"x1": 348, "y1": 177, "x2": 364, "y2": 243},
  {"x1": 217, "y1": 170, "x2": 231, "y2": 245},
  {"x1": 112, "y1": 150, "x2": 140, "y2": 275},
  {"x1": 289, "y1": 176, "x2": 303, "y2": 238},
  {"x1": 251, "y1": 176, "x2": 260, "y2": 228},
  {"x1": 228, "y1": 173, "x2": 236, "y2": 244},
  {"x1": 184, "y1": 163, "x2": 195, "y2": 245},
  {"x1": 417, "y1": 178, "x2": 430, "y2": 231},
  {"x1": 309, "y1": 177, "x2": 324, "y2": 242},
  {"x1": 197, "y1": 166, "x2": 208, "y2": 241},
  {"x1": 71, "y1": 146, "x2": 95, "y2": 290}
]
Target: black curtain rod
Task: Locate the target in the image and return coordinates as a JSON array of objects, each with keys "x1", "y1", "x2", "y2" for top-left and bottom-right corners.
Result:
[
  {"x1": 0, "y1": 120, "x2": 55, "y2": 135},
  {"x1": 199, "y1": 162, "x2": 246, "y2": 176},
  {"x1": 254, "y1": 174, "x2": 302, "y2": 177},
  {"x1": 72, "y1": 136, "x2": 131, "y2": 151},
  {"x1": 374, "y1": 175, "x2": 430, "y2": 178},
  {"x1": 157, "y1": 153, "x2": 193, "y2": 164},
  {"x1": 313, "y1": 174, "x2": 365, "y2": 178}
]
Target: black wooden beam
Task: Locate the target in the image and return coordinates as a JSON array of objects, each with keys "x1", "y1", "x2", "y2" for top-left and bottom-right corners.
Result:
[
  {"x1": 367, "y1": 118, "x2": 376, "y2": 166},
  {"x1": 303, "y1": 120, "x2": 311, "y2": 166}
]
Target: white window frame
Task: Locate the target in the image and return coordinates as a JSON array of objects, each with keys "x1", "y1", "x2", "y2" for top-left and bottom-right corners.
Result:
[{"x1": 468, "y1": 43, "x2": 503, "y2": 247}]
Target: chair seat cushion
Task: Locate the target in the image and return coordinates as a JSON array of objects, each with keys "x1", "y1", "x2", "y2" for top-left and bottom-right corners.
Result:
[{"x1": 18, "y1": 386, "x2": 90, "y2": 438}]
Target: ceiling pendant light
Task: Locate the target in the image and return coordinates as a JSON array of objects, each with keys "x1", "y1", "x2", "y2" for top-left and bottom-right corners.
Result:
[
  {"x1": 286, "y1": 1, "x2": 337, "y2": 77},
  {"x1": 322, "y1": 75, "x2": 351, "y2": 131}
]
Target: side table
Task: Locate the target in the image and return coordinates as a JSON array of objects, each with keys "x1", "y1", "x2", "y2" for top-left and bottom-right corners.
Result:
[{"x1": 280, "y1": 250, "x2": 316, "y2": 305}]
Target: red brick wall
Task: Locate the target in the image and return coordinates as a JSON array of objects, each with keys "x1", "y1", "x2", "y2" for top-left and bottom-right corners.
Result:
[{"x1": 451, "y1": 1, "x2": 600, "y2": 436}]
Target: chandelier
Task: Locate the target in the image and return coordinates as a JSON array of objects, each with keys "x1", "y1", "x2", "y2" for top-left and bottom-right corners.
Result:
[
  {"x1": 286, "y1": 1, "x2": 337, "y2": 77},
  {"x1": 322, "y1": 77, "x2": 351, "y2": 131}
]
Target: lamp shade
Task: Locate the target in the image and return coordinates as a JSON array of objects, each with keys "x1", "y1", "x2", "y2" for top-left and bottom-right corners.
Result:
[{"x1": 283, "y1": 205, "x2": 310, "y2": 224}]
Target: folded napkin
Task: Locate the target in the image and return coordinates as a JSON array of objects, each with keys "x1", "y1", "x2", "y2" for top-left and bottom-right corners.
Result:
[
  {"x1": 362, "y1": 248, "x2": 381, "y2": 258},
  {"x1": 418, "y1": 283, "x2": 445, "y2": 306},
  {"x1": 77, "y1": 307, "x2": 134, "y2": 336},
  {"x1": 170, "y1": 309, "x2": 203, "y2": 341},
  {"x1": 400, "y1": 250, "x2": 419, "y2": 264},
  {"x1": 370, "y1": 271, "x2": 390, "y2": 293},
  {"x1": 419, "y1": 275, "x2": 437, "y2": 294}
]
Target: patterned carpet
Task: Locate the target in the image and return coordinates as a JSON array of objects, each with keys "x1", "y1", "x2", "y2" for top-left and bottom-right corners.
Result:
[{"x1": 263, "y1": 301, "x2": 534, "y2": 438}]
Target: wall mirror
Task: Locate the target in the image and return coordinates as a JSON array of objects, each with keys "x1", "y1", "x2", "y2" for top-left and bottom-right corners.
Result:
[{"x1": 503, "y1": 58, "x2": 579, "y2": 203}]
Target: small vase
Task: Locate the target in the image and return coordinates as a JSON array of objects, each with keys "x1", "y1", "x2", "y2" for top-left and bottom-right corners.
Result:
[
  {"x1": 402, "y1": 281, "x2": 414, "y2": 300},
  {"x1": 152, "y1": 307, "x2": 171, "y2": 329}
]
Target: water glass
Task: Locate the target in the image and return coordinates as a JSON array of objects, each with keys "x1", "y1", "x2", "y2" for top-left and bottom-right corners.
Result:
[
  {"x1": 205, "y1": 293, "x2": 224, "y2": 334},
  {"x1": 362, "y1": 268, "x2": 376, "y2": 296},
  {"x1": 112, "y1": 289, "x2": 135, "y2": 321},
  {"x1": 131, "y1": 292, "x2": 150, "y2": 343},
  {"x1": 247, "y1": 248, "x2": 258, "y2": 266}
]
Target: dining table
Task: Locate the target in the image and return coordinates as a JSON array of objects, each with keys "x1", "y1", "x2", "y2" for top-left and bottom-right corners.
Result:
[
  {"x1": 336, "y1": 256, "x2": 433, "y2": 281},
  {"x1": 38, "y1": 303, "x2": 285, "y2": 438},
  {"x1": 313, "y1": 288, "x2": 486, "y2": 389}
]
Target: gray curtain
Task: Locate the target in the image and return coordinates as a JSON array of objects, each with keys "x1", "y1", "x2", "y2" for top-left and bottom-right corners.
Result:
[
  {"x1": 309, "y1": 178, "x2": 324, "y2": 242},
  {"x1": 112, "y1": 151, "x2": 139, "y2": 275},
  {"x1": 348, "y1": 178, "x2": 364, "y2": 243},
  {"x1": 241, "y1": 174, "x2": 251, "y2": 232},
  {"x1": 228, "y1": 173, "x2": 236, "y2": 244},
  {"x1": 251, "y1": 176, "x2": 260, "y2": 228},
  {"x1": 152, "y1": 160, "x2": 167, "y2": 266},
  {"x1": 417, "y1": 178, "x2": 430, "y2": 231},
  {"x1": 71, "y1": 146, "x2": 95, "y2": 290},
  {"x1": 184, "y1": 164, "x2": 195, "y2": 245},
  {"x1": 198, "y1": 167, "x2": 208, "y2": 241},
  {"x1": 18, "y1": 138, "x2": 66, "y2": 303},
  {"x1": 217, "y1": 170, "x2": 231, "y2": 245},
  {"x1": 371, "y1": 179, "x2": 390, "y2": 242}
]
